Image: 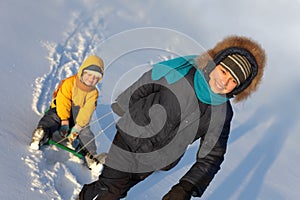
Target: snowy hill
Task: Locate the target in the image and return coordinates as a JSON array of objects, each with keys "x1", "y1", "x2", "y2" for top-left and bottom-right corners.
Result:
[{"x1": 1, "y1": 0, "x2": 300, "y2": 199}]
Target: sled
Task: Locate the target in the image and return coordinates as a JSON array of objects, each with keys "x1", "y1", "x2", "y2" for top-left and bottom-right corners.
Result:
[{"x1": 46, "y1": 139, "x2": 84, "y2": 159}]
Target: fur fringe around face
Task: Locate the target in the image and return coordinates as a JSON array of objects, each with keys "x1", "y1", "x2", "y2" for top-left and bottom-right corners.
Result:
[{"x1": 196, "y1": 35, "x2": 266, "y2": 102}]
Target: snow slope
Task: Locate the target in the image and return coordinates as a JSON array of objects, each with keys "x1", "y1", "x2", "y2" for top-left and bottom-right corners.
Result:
[{"x1": 1, "y1": 0, "x2": 300, "y2": 199}]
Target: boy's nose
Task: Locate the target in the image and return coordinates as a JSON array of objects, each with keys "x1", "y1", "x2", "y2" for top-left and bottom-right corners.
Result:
[{"x1": 222, "y1": 77, "x2": 229, "y2": 87}]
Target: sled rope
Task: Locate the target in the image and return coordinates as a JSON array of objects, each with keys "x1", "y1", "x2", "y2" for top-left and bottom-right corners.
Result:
[
  {"x1": 88, "y1": 111, "x2": 113, "y2": 127},
  {"x1": 76, "y1": 120, "x2": 115, "y2": 153},
  {"x1": 55, "y1": 110, "x2": 113, "y2": 145}
]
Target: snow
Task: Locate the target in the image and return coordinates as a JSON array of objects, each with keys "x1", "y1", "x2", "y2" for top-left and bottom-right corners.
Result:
[{"x1": 1, "y1": 0, "x2": 300, "y2": 199}]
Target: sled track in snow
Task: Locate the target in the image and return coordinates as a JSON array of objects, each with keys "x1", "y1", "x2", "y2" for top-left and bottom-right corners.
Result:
[
  {"x1": 27, "y1": 9, "x2": 108, "y2": 199},
  {"x1": 25, "y1": 147, "x2": 84, "y2": 200},
  {"x1": 32, "y1": 11, "x2": 107, "y2": 116}
]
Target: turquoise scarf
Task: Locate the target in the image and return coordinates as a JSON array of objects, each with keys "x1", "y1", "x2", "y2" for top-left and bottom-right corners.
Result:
[{"x1": 151, "y1": 56, "x2": 229, "y2": 105}]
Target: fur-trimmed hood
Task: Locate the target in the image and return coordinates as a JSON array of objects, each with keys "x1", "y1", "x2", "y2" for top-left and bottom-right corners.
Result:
[{"x1": 196, "y1": 35, "x2": 266, "y2": 102}]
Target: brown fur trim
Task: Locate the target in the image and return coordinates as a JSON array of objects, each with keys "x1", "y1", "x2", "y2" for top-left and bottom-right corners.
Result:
[{"x1": 195, "y1": 35, "x2": 266, "y2": 102}]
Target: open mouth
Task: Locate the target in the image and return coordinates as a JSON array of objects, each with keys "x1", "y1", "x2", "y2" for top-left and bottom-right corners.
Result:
[{"x1": 215, "y1": 80, "x2": 224, "y2": 91}]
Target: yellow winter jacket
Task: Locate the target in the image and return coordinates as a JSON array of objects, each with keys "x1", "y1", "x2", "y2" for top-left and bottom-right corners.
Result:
[{"x1": 51, "y1": 55, "x2": 104, "y2": 127}]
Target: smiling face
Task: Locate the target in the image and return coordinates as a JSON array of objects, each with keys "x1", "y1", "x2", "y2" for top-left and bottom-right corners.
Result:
[
  {"x1": 81, "y1": 71, "x2": 102, "y2": 87},
  {"x1": 208, "y1": 64, "x2": 238, "y2": 94}
]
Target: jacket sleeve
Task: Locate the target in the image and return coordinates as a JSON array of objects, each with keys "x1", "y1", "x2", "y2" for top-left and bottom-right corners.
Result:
[
  {"x1": 180, "y1": 104, "x2": 233, "y2": 197},
  {"x1": 114, "y1": 70, "x2": 161, "y2": 113},
  {"x1": 55, "y1": 78, "x2": 73, "y2": 121},
  {"x1": 76, "y1": 90, "x2": 98, "y2": 127}
]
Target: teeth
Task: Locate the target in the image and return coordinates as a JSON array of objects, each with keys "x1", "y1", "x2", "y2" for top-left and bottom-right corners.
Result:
[{"x1": 216, "y1": 81, "x2": 224, "y2": 90}]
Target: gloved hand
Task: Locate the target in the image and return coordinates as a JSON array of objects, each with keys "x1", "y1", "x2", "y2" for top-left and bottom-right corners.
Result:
[
  {"x1": 111, "y1": 102, "x2": 125, "y2": 116},
  {"x1": 67, "y1": 126, "x2": 79, "y2": 143},
  {"x1": 59, "y1": 125, "x2": 69, "y2": 137},
  {"x1": 162, "y1": 181, "x2": 195, "y2": 200}
]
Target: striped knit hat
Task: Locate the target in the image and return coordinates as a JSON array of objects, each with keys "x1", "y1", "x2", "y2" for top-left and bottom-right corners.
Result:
[{"x1": 220, "y1": 54, "x2": 252, "y2": 86}]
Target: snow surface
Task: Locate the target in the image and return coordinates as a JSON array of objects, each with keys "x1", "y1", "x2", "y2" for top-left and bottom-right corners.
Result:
[{"x1": 1, "y1": 0, "x2": 300, "y2": 199}]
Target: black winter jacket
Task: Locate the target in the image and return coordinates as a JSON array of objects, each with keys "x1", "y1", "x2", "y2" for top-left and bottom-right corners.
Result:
[{"x1": 107, "y1": 67, "x2": 233, "y2": 197}]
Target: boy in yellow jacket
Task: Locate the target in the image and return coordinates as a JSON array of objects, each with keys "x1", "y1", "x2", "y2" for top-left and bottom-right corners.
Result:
[{"x1": 30, "y1": 55, "x2": 105, "y2": 170}]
